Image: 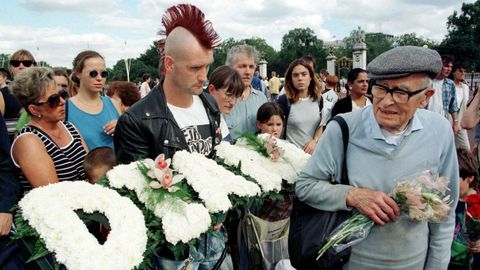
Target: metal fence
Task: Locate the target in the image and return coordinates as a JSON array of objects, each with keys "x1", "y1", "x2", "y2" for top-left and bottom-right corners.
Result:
[{"x1": 466, "y1": 72, "x2": 480, "y2": 91}]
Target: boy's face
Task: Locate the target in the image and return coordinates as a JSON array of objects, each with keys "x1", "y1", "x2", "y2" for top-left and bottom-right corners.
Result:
[{"x1": 459, "y1": 176, "x2": 473, "y2": 199}]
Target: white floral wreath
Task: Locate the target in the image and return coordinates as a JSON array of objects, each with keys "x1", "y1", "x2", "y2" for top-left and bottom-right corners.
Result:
[
  {"x1": 106, "y1": 160, "x2": 213, "y2": 245},
  {"x1": 19, "y1": 181, "x2": 147, "y2": 270},
  {"x1": 172, "y1": 150, "x2": 261, "y2": 213}
]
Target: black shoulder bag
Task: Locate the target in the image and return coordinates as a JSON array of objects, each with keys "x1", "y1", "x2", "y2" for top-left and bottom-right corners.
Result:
[{"x1": 288, "y1": 116, "x2": 351, "y2": 270}]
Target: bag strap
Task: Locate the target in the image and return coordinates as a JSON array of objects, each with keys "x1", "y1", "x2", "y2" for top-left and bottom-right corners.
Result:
[
  {"x1": 330, "y1": 116, "x2": 349, "y2": 185},
  {"x1": 65, "y1": 99, "x2": 69, "y2": 122}
]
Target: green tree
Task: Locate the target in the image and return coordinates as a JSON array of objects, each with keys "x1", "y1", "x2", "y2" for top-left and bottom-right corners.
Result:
[
  {"x1": 0, "y1": 54, "x2": 10, "y2": 69},
  {"x1": 243, "y1": 37, "x2": 279, "y2": 76},
  {"x1": 277, "y1": 28, "x2": 327, "y2": 74},
  {"x1": 336, "y1": 30, "x2": 356, "y2": 59},
  {"x1": 109, "y1": 58, "x2": 133, "y2": 81},
  {"x1": 211, "y1": 38, "x2": 243, "y2": 74},
  {"x1": 395, "y1": 33, "x2": 438, "y2": 48},
  {"x1": 365, "y1": 33, "x2": 394, "y2": 63},
  {"x1": 109, "y1": 58, "x2": 156, "y2": 83},
  {"x1": 109, "y1": 42, "x2": 159, "y2": 83},
  {"x1": 137, "y1": 42, "x2": 160, "y2": 70},
  {"x1": 437, "y1": 0, "x2": 480, "y2": 71},
  {"x1": 334, "y1": 29, "x2": 394, "y2": 64}
]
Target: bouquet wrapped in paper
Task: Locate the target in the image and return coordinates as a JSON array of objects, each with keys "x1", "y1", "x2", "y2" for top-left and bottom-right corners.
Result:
[{"x1": 317, "y1": 170, "x2": 452, "y2": 260}]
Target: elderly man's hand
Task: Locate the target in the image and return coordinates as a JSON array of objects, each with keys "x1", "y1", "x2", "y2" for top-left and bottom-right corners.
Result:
[
  {"x1": 346, "y1": 187, "x2": 400, "y2": 225},
  {"x1": 0, "y1": 213, "x2": 13, "y2": 236}
]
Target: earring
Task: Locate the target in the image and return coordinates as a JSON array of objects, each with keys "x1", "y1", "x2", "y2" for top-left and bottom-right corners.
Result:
[{"x1": 35, "y1": 114, "x2": 42, "y2": 119}]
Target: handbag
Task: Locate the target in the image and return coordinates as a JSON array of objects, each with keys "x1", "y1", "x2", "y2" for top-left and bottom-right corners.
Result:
[{"x1": 288, "y1": 116, "x2": 351, "y2": 270}]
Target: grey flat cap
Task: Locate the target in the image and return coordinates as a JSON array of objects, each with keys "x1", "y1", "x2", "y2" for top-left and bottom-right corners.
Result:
[{"x1": 367, "y1": 46, "x2": 442, "y2": 80}]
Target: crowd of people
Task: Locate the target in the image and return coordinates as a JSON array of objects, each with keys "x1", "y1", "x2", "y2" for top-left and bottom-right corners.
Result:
[{"x1": 1, "y1": 3, "x2": 480, "y2": 270}]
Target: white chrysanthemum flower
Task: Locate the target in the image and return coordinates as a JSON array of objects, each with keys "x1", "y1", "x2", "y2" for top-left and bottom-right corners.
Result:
[
  {"x1": 106, "y1": 162, "x2": 143, "y2": 191},
  {"x1": 161, "y1": 201, "x2": 211, "y2": 244},
  {"x1": 215, "y1": 142, "x2": 282, "y2": 192},
  {"x1": 18, "y1": 181, "x2": 147, "y2": 270},
  {"x1": 172, "y1": 150, "x2": 261, "y2": 212}
]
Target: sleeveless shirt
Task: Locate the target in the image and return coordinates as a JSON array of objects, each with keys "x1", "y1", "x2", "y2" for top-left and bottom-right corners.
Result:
[{"x1": 12, "y1": 121, "x2": 87, "y2": 191}]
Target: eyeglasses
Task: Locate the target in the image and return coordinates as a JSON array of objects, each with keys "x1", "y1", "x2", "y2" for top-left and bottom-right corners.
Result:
[
  {"x1": 89, "y1": 70, "x2": 109, "y2": 78},
  {"x1": 35, "y1": 89, "x2": 69, "y2": 108},
  {"x1": 371, "y1": 83, "x2": 428, "y2": 104},
  {"x1": 10, "y1": 60, "x2": 36, "y2": 68},
  {"x1": 217, "y1": 88, "x2": 239, "y2": 101},
  {"x1": 223, "y1": 91, "x2": 238, "y2": 101}
]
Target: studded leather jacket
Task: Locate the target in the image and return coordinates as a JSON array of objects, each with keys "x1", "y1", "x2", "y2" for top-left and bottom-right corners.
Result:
[{"x1": 114, "y1": 82, "x2": 221, "y2": 164}]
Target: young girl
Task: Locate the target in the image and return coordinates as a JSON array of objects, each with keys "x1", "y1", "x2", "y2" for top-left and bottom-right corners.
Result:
[
  {"x1": 255, "y1": 102, "x2": 294, "y2": 223},
  {"x1": 256, "y1": 102, "x2": 285, "y2": 139}
]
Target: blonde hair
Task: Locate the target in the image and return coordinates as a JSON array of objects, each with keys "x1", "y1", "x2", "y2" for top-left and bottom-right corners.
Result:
[{"x1": 10, "y1": 67, "x2": 54, "y2": 115}]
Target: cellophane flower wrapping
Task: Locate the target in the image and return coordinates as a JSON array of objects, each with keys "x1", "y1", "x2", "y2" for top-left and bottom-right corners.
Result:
[
  {"x1": 465, "y1": 194, "x2": 480, "y2": 241},
  {"x1": 317, "y1": 170, "x2": 452, "y2": 260}
]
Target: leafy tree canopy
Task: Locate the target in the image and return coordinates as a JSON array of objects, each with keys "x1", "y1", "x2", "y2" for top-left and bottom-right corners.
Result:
[{"x1": 438, "y1": 0, "x2": 480, "y2": 71}]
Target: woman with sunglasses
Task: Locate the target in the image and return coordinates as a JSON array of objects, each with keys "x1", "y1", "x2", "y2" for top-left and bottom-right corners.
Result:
[
  {"x1": 0, "y1": 49, "x2": 36, "y2": 141},
  {"x1": 10, "y1": 67, "x2": 88, "y2": 191},
  {"x1": 15, "y1": 68, "x2": 76, "y2": 131},
  {"x1": 67, "y1": 50, "x2": 119, "y2": 150}
]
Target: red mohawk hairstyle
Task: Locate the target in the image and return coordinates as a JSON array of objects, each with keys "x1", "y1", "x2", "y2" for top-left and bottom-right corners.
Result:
[
  {"x1": 156, "y1": 4, "x2": 220, "y2": 76},
  {"x1": 157, "y1": 4, "x2": 221, "y2": 49}
]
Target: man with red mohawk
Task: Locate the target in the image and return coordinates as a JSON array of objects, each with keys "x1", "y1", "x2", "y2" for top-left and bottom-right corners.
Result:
[{"x1": 114, "y1": 4, "x2": 232, "y2": 269}]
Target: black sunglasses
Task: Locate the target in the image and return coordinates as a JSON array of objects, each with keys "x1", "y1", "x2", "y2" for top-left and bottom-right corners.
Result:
[
  {"x1": 35, "y1": 89, "x2": 69, "y2": 108},
  {"x1": 10, "y1": 60, "x2": 36, "y2": 68},
  {"x1": 89, "y1": 70, "x2": 109, "y2": 78}
]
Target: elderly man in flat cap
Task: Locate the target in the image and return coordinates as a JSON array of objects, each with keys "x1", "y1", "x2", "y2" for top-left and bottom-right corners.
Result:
[{"x1": 296, "y1": 46, "x2": 459, "y2": 270}]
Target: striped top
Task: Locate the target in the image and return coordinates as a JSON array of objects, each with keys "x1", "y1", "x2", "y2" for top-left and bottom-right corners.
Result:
[{"x1": 11, "y1": 121, "x2": 87, "y2": 191}]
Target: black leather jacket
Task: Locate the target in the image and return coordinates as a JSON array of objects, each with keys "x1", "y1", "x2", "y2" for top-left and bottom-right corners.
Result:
[{"x1": 114, "y1": 83, "x2": 221, "y2": 164}]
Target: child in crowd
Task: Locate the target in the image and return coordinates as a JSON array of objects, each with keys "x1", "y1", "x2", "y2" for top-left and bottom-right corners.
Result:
[
  {"x1": 253, "y1": 102, "x2": 295, "y2": 269},
  {"x1": 255, "y1": 102, "x2": 294, "y2": 222},
  {"x1": 449, "y1": 148, "x2": 480, "y2": 270},
  {"x1": 83, "y1": 147, "x2": 116, "y2": 184},
  {"x1": 256, "y1": 102, "x2": 285, "y2": 139}
]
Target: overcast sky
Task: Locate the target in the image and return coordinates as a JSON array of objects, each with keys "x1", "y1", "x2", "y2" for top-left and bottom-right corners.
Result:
[{"x1": 0, "y1": 0, "x2": 474, "y2": 68}]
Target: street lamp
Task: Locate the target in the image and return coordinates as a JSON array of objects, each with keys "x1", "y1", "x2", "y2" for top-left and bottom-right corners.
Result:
[{"x1": 123, "y1": 41, "x2": 131, "y2": 82}]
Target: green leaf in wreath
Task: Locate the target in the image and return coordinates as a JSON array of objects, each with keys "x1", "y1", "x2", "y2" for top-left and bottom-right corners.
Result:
[{"x1": 26, "y1": 239, "x2": 49, "y2": 263}]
